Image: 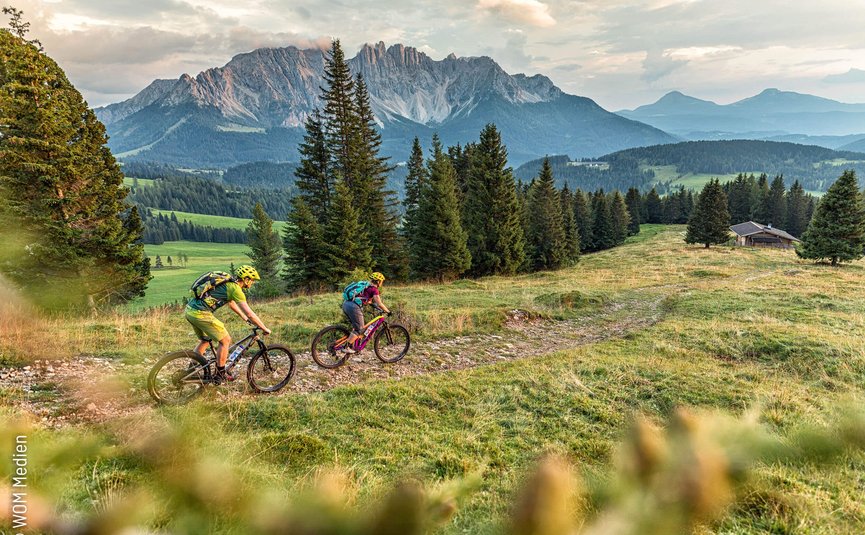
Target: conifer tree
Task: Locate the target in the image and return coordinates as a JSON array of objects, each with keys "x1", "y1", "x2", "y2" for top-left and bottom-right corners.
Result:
[
  {"x1": 573, "y1": 189, "x2": 593, "y2": 252},
  {"x1": 644, "y1": 188, "x2": 663, "y2": 224},
  {"x1": 685, "y1": 179, "x2": 730, "y2": 248},
  {"x1": 785, "y1": 180, "x2": 810, "y2": 237},
  {"x1": 294, "y1": 108, "x2": 331, "y2": 222},
  {"x1": 463, "y1": 124, "x2": 525, "y2": 275},
  {"x1": 155, "y1": 255, "x2": 163, "y2": 269},
  {"x1": 403, "y1": 137, "x2": 427, "y2": 236},
  {"x1": 526, "y1": 158, "x2": 567, "y2": 270},
  {"x1": 322, "y1": 180, "x2": 372, "y2": 282},
  {"x1": 0, "y1": 27, "x2": 150, "y2": 310},
  {"x1": 321, "y1": 39, "x2": 357, "y2": 190},
  {"x1": 765, "y1": 174, "x2": 787, "y2": 228},
  {"x1": 411, "y1": 139, "x2": 471, "y2": 280},
  {"x1": 282, "y1": 198, "x2": 327, "y2": 291},
  {"x1": 246, "y1": 203, "x2": 282, "y2": 295},
  {"x1": 609, "y1": 190, "x2": 631, "y2": 245},
  {"x1": 624, "y1": 187, "x2": 642, "y2": 235},
  {"x1": 752, "y1": 173, "x2": 770, "y2": 222},
  {"x1": 590, "y1": 190, "x2": 614, "y2": 251},
  {"x1": 797, "y1": 170, "x2": 865, "y2": 266},
  {"x1": 560, "y1": 184, "x2": 581, "y2": 264},
  {"x1": 352, "y1": 73, "x2": 405, "y2": 278},
  {"x1": 727, "y1": 173, "x2": 755, "y2": 224}
]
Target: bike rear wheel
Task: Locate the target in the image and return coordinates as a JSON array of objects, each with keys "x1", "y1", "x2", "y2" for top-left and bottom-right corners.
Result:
[
  {"x1": 311, "y1": 325, "x2": 351, "y2": 368},
  {"x1": 247, "y1": 344, "x2": 296, "y2": 392},
  {"x1": 148, "y1": 350, "x2": 210, "y2": 405},
  {"x1": 373, "y1": 324, "x2": 411, "y2": 363}
]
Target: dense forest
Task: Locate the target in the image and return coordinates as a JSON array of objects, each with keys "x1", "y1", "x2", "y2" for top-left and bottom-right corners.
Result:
[
  {"x1": 516, "y1": 140, "x2": 865, "y2": 193},
  {"x1": 138, "y1": 209, "x2": 248, "y2": 245}
]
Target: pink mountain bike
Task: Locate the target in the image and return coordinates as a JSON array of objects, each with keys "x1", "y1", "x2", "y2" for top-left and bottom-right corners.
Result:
[{"x1": 310, "y1": 305, "x2": 410, "y2": 368}]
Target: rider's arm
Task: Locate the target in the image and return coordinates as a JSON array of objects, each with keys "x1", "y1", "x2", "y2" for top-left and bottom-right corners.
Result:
[
  {"x1": 229, "y1": 300, "x2": 271, "y2": 335},
  {"x1": 372, "y1": 294, "x2": 390, "y2": 315}
]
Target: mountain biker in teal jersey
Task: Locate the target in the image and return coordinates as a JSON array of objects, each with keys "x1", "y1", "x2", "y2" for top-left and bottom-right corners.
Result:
[
  {"x1": 185, "y1": 265, "x2": 271, "y2": 383},
  {"x1": 341, "y1": 272, "x2": 391, "y2": 354}
]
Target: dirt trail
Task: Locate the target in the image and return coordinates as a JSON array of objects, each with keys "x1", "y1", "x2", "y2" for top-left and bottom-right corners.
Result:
[{"x1": 0, "y1": 293, "x2": 668, "y2": 428}]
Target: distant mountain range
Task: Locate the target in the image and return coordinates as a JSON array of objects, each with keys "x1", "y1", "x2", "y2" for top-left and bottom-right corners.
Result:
[
  {"x1": 95, "y1": 42, "x2": 675, "y2": 168},
  {"x1": 617, "y1": 89, "x2": 865, "y2": 147}
]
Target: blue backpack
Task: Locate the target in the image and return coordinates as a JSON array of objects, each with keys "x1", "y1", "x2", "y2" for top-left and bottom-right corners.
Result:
[{"x1": 342, "y1": 280, "x2": 371, "y2": 305}]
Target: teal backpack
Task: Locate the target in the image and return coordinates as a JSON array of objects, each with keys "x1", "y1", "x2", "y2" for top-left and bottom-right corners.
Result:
[{"x1": 342, "y1": 280, "x2": 371, "y2": 305}]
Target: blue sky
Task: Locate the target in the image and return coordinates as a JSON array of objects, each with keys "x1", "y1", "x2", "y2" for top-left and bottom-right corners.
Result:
[{"x1": 14, "y1": 0, "x2": 865, "y2": 111}]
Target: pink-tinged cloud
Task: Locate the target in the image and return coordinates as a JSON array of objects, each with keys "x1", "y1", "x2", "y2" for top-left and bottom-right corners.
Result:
[{"x1": 477, "y1": 0, "x2": 556, "y2": 28}]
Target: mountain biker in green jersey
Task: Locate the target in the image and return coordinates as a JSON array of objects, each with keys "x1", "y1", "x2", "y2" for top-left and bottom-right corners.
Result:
[
  {"x1": 341, "y1": 272, "x2": 391, "y2": 354},
  {"x1": 185, "y1": 265, "x2": 271, "y2": 383}
]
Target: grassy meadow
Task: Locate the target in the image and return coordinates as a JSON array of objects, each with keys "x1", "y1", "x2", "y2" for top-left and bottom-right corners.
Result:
[
  {"x1": 136, "y1": 241, "x2": 252, "y2": 309},
  {"x1": 151, "y1": 208, "x2": 288, "y2": 233},
  {"x1": 2, "y1": 225, "x2": 865, "y2": 533}
]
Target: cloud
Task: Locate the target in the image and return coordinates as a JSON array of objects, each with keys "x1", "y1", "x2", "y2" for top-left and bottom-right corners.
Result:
[
  {"x1": 477, "y1": 0, "x2": 556, "y2": 28},
  {"x1": 824, "y1": 68, "x2": 865, "y2": 84},
  {"x1": 641, "y1": 49, "x2": 688, "y2": 82},
  {"x1": 552, "y1": 63, "x2": 582, "y2": 72}
]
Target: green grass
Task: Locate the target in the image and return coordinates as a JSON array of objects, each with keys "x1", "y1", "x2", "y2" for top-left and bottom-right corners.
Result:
[
  {"x1": 122, "y1": 176, "x2": 155, "y2": 188},
  {"x1": 644, "y1": 164, "x2": 742, "y2": 191},
  {"x1": 151, "y1": 209, "x2": 287, "y2": 233},
  {"x1": 133, "y1": 241, "x2": 251, "y2": 309},
  {"x1": 4, "y1": 225, "x2": 865, "y2": 533}
]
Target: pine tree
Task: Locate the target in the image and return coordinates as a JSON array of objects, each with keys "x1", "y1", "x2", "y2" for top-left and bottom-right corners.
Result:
[
  {"x1": 321, "y1": 39, "x2": 357, "y2": 190},
  {"x1": 0, "y1": 28, "x2": 149, "y2": 310},
  {"x1": 752, "y1": 173, "x2": 770, "y2": 222},
  {"x1": 282, "y1": 197, "x2": 327, "y2": 291},
  {"x1": 765, "y1": 174, "x2": 787, "y2": 228},
  {"x1": 294, "y1": 108, "x2": 331, "y2": 222},
  {"x1": 785, "y1": 180, "x2": 810, "y2": 237},
  {"x1": 644, "y1": 187, "x2": 663, "y2": 224},
  {"x1": 590, "y1": 190, "x2": 614, "y2": 251},
  {"x1": 411, "y1": 140, "x2": 471, "y2": 281},
  {"x1": 155, "y1": 255, "x2": 163, "y2": 268},
  {"x1": 624, "y1": 187, "x2": 642, "y2": 235},
  {"x1": 797, "y1": 170, "x2": 865, "y2": 266},
  {"x1": 462, "y1": 124, "x2": 525, "y2": 276},
  {"x1": 246, "y1": 203, "x2": 282, "y2": 296},
  {"x1": 727, "y1": 173, "x2": 755, "y2": 224},
  {"x1": 322, "y1": 180, "x2": 372, "y2": 282},
  {"x1": 403, "y1": 137, "x2": 427, "y2": 238},
  {"x1": 573, "y1": 189, "x2": 593, "y2": 252},
  {"x1": 560, "y1": 184, "x2": 581, "y2": 264},
  {"x1": 526, "y1": 158, "x2": 567, "y2": 270},
  {"x1": 685, "y1": 179, "x2": 730, "y2": 248},
  {"x1": 609, "y1": 190, "x2": 631, "y2": 246}
]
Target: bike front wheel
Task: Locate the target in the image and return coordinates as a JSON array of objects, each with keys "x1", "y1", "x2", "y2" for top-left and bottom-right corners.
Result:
[
  {"x1": 247, "y1": 344, "x2": 296, "y2": 393},
  {"x1": 311, "y1": 325, "x2": 351, "y2": 368},
  {"x1": 373, "y1": 324, "x2": 411, "y2": 363},
  {"x1": 147, "y1": 350, "x2": 210, "y2": 405}
]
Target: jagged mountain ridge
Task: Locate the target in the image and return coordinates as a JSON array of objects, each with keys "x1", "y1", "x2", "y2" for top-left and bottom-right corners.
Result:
[{"x1": 96, "y1": 42, "x2": 675, "y2": 167}]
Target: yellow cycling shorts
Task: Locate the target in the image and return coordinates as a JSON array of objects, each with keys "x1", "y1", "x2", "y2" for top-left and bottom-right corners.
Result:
[{"x1": 185, "y1": 308, "x2": 229, "y2": 342}]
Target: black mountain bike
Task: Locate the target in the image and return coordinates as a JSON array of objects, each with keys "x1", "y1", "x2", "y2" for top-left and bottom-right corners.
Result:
[{"x1": 147, "y1": 326, "x2": 296, "y2": 405}]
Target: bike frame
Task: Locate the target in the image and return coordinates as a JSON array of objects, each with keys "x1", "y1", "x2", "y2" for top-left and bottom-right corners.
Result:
[
  {"x1": 336, "y1": 314, "x2": 388, "y2": 351},
  {"x1": 204, "y1": 329, "x2": 261, "y2": 371}
]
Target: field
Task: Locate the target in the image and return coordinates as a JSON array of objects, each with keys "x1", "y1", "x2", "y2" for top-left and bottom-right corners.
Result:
[
  {"x1": 151, "y1": 209, "x2": 288, "y2": 233},
  {"x1": 136, "y1": 241, "x2": 252, "y2": 309},
  {"x1": 2, "y1": 225, "x2": 865, "y2": 533},
  {"x1": 645, "y1": 164, "x2": 742, "y2": 190},
  {"x1": 122, "y1": 176, "x2": 155, "y2": 188}
]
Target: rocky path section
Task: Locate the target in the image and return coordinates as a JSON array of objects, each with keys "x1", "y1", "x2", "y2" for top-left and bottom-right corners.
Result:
[{"x1": 0, "y1": 293, "x2": 668, "y2": 428}]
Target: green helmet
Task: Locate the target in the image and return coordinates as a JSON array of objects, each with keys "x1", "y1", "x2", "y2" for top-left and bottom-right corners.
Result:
[{"x1": 236, "y1": 265, "x2": 260, "y2": 281}]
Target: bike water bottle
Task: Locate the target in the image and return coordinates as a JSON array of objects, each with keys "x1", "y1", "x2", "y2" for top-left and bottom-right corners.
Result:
[
  {"x1": 364, "y1": 323, "x2": 375, "y2": 337},
  {"x1": 229, "y1": 343, "x2": 245, "y2": 363}
]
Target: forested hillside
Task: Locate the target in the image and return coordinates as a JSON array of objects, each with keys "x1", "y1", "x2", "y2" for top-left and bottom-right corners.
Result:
[{"x1": 516, "y1": 140, "x2": 865, "y2": 193}]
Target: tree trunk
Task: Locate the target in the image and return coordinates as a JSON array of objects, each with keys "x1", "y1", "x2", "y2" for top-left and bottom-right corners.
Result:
[
  {"x1": 704, "y1": 243, "x2": 710, "y2": 248},
  {"x1": 831, "y1": 256, "x2": 838, "y2": 266}
]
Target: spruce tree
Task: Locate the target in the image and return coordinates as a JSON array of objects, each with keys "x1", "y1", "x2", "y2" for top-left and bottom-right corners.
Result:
[
  {"x1": 573, "y1": 189, "x2": 593, "y2": 252},
  {"x1": 560, "y1": 185, "x2": 581, "y2": 264},
  {"x1": 282, "y1": 197, "x2": 327, "y2": 291},
  {"x1": 752, "y1": 173, "x2": 770, "y2": 222},
  {"x1": 321, "y1": 39, "x2": 357, "y2": 190},
  {"x1": 609, "y1": 190, "x2": 631, "y2": 245},
  {"x1": 785, "y1": 180, "x2": 810, "y2": 237},
  {"x1": 0, "y1": 28, "x2": 149, "y2": 310},
  {"x1": 727, "y1": 173, "x2": 755, "y2": 224},
  {"x1": 294, "y1": 108, "x2": 331, "y2": 222},
  {"x1": 322, "y1": 180, "x2": 372, "y2": 282},
  {"x1": 765, "y1": 174, "x2": 787, "y2": 228},
  {"x1": 644, "y1": 188, "x2": 663, "y2": 224},
  {"x1": 685, "y1": 179, "x2": 730, "y2": 248},
  {"x1": 797, "y1": 170, "x2": 865, "y2": 266},
  {"x1": 590, "y1": 190, "x2": 614, "y2": 251},
  {"x1": 411, "y1": 140, "x2": 471, "y2": 280},
  {"x1": 526, "y1": 158, "x2": 567, "y2": 270},
  {"x1": 246, "y1": 203, "x2": 282, "y2": 296},
  {"x1": 624, "y1": 187, "x2": 642, "y2": 235},
  {"x1": 463, "y1": 124, "x2": 525, "y2": 275},
  {"x1": 403, "y1": 137, "x2": 427, "y2": 237}
]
